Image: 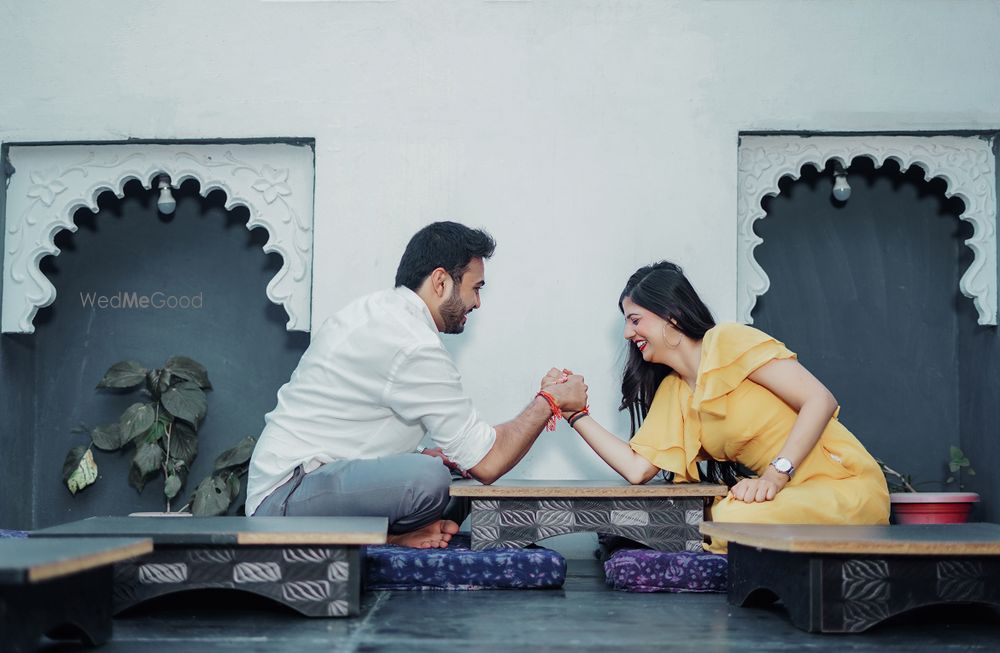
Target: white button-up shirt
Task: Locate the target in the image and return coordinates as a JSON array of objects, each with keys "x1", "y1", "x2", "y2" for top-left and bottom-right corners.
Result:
[{"x1": 246, "y1": 287, "x2": 496, "y2": 516}]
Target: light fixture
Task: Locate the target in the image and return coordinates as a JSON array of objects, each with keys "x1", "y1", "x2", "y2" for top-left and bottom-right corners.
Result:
[
  {"x1": 831, "y1": 162, "x2": 851, "y2": 202},
  {"x1": 156, "y1": 175, "x2": 177, "y2": 214}
]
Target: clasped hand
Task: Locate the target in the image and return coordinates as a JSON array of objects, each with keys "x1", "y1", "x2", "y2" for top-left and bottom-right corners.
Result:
[
  {"x1": 728, "y1": 466, "x2": 790, "y2": 503},
  {"x1": 539, "y1": 367, "x2": 588, "y2": 414}
]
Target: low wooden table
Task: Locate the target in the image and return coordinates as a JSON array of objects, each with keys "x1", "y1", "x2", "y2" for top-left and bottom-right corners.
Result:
[
  {"x1": 32, "y1": 516, "x2": 387, "y2": 618},
  {"x1": 451, "y1": 479, "x2": 728, "y2": 551},
  {"x1": 1, "y1": 537, "x2": 152, "y2": 653},
  {"x1": 700, "y1": 521, "x2": 1000, "y2": 633}
]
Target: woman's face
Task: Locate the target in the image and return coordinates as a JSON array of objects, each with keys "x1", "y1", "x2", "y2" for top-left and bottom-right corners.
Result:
[{"x1": 621, "y1": 297, "x2": 679, "y2": 365}]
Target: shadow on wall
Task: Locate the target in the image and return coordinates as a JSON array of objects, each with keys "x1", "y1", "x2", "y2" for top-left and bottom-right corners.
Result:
[{"x1": 1, "y1": 178, "x2": 309, "y2": 528}]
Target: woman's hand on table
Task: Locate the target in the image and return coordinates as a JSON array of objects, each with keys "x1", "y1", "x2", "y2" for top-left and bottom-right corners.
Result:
[{"x1": 728, "y1": 467, "x2": 790, "y2": 503}]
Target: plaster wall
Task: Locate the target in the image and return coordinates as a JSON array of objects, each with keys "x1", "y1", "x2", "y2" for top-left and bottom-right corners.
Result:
[{"x1": 2, "y1": 1, "x2": 1000, "y2": 487}]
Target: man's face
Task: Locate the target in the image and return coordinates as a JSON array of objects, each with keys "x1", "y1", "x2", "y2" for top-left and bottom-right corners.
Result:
[{"x1": 440, "y1": 258, "x2": 485, "y2": 334}]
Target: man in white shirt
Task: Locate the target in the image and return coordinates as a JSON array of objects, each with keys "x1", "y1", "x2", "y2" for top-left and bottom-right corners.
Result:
[{"x1": 247, "y1": 222, "x2": 587, "y2": 547}]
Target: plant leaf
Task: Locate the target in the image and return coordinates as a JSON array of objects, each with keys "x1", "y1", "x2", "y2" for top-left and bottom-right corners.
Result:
[
  {"x1": 164, "y1": 473, "x2": 182, "y2": 499},
  {"x1": 164, "y1": 356, "x2": 211, "y2": 389},
  {"x1": 169, "y1": 460, "x2": 189, "y2": 490},
  {"x1": 128, "y1": 459, "x2": 148, "y2": 492},
  {"x1": 191, "y1": 475, "x2": 231, "y2": 516},
  {"x1": 134, "y1": 440, "x2": 165, "y2": 477},
  {"x1": 90, "y1": 423, "x2": 123, "y2": 451},
  {"x1": 168, "y1": 421, "x2": 199, "y2": 467},
  {"x1": 949, "y1": 462, "x2": 960, "y2": 473},
  {"x1": 213, "y1": 436, "x2": 257, "y2": 470},
  {"x1": 968, "y1": 469, "x2": 976, "y2": 476},
  {"x1": 120, "y1": 402, "x2": 157, "y2": 443},
  {"x1": 226, "y1": 472, "x2": 241, "y2": 500},
  {"x1": 157, "y1": 370, "x2": 173, "y2": 395},
  {"x1": 160, "y1": 382, "x2": 207, "y2": 424},
  {"x1": 63, "y1": 446, "x2": 99, "y2": 495},
  {"x1": 97, "y1": 360, "x2": 147, "y2": 389}
]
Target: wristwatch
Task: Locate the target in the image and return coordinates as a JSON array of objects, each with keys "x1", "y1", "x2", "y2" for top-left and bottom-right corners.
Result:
[{"x1": 769, "y1": 456, "x2": 795, "y2": 478}]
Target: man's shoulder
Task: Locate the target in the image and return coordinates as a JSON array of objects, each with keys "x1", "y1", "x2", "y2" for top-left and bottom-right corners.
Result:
[{"x1": 321, "y1": 288, "x2": 441, "y2": 352}]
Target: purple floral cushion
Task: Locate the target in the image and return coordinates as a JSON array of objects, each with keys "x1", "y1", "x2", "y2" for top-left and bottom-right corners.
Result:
[
  {"x1": 603, "y1": 548, "x2": 727, "y2": 593},
  {"x1": 0, "y1": 529, "x2": 27, "y2": 539},
  {"x1": 365, "y1": 533, "x2": 566, "y2": 590}
]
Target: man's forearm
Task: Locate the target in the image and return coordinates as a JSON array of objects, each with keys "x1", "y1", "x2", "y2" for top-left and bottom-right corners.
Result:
[{"x1": 468, "y1": 396, "x2": 551, "y2": 484}]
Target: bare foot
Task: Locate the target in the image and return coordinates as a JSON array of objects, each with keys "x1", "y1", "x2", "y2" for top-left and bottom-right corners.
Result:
[{"x1": 386, "y1": 520, "x2": 460, "y2": 549}]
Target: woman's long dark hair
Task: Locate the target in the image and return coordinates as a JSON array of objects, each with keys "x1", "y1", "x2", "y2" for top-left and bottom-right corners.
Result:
[{"x1": 618, "y1": 261, "x2": 743, "y2": 487}]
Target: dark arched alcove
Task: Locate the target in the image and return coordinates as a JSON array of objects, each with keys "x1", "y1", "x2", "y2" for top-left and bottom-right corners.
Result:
[
  {"x1": 751, "y1": 157, "x2": 973, "y2": 500},
  {"x1": 1, "y1": 178, "x2": 308, "y2": 527}
]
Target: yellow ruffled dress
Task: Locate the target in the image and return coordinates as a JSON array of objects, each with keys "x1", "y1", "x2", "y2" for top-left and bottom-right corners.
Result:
[{"x1": 629, "y1": 322, "x2": 889, "y2": 553}]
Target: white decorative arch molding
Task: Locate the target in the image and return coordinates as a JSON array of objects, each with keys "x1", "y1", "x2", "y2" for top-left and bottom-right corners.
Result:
[
  {"x1": 2, "y1": 142, "x2": 315, "y2": 333},
  {"x1": 737, "y1": 134, "x2": 998, "y2": 326}
]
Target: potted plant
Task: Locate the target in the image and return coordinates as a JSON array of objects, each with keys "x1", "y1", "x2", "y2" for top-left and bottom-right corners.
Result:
[
  {"x1": 877, "y1": 446, "x2": 979, "y2": 524},
  {"x1": 62, "y1": 356, "x2": 256, "y2": 516}
]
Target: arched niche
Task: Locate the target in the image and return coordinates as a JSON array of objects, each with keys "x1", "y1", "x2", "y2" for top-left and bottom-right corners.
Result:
[
  {"x1": 737, "y1": 134, "x2": 997, "y2": 325},
  {"x1": 2, "y1": 142, "x2": 315, "y2": 333}
]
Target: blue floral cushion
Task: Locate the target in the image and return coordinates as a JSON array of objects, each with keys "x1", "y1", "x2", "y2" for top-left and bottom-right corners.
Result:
[
  {"x1": 0, "y1": 529, "x2": 27, "y2": 539},
  {"x1": 364, "y1": 533, "x2": 566, "y2": 590},
  {"x1": 603, "y1": 548, "x2": 727, "y2": 593}
]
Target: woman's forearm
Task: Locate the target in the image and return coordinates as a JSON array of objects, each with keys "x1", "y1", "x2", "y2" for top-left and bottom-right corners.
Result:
[
  {"x1": 571, "y1": 416, "x2": 659, "y2": 484},
  {"x1": 773, "y1": 392, "x2": 838, "y2": 470}
]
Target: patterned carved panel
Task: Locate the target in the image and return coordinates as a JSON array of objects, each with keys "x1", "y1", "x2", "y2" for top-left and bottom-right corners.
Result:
[
  {"x1": 468, "y1": 497, "x2": 704, "y2": 551},
  {"x1": 112, "y1": 545, "x2": 359, "y2": 617},
  {"x1": 2, "y1": 142, "x2": 315, "y2": 333},
  {"x1": 737, "y1": 135, "x2": 997, "y2": 325}
]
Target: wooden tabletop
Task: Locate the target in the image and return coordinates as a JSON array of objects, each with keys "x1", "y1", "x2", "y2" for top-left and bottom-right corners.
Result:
[
  {"x1": 32, "y1": 516, "x2": 388, "y2": 546},
  {"x1": 0, "y1": 537, "x2": 152, "y2": 585},
  {"x1": 700, "y1": 522, "x2": 1000, "y2": 555},
  {"x1": 450, "y1": 479, "x2": 729, "y2": 498}
]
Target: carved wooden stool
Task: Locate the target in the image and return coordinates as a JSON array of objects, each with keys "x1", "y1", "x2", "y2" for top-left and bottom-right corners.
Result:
[
  {"x1": 700, "y1": 521, "x2": 1000, "y2": 633},
  {"x1": 33, "y1": 516, "x2": 386, "y2": 618},
  {"x1": 1, "y1": 537, "x2": 152, "y2": 652},
  {"x1": 451, "y1": 479, "x2": 728, "y2": 551}
]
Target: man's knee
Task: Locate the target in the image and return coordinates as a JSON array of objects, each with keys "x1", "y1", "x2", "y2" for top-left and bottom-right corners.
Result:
[
  {"x1": 400, "y1": 455, "x2": 452, "y2": 516},
  {"x1": 408, "y1": 455, "x2": 452, "y2": 494}
]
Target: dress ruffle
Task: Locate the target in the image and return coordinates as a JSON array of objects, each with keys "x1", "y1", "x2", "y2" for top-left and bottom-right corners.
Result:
[
  {"x1": 693, "y1": 324, "x2": 796, "y2": 417},
  {"x1": 629, "y1": 323, "x2": 796, "y2": 481},
  {"x1": 629, "y1": 374, "x2": 701, "y2": 482}
]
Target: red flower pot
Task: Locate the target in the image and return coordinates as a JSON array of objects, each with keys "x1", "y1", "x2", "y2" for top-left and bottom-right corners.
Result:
[{"x1": 889, "y1": 492, "x2": 979, "y2": 524}]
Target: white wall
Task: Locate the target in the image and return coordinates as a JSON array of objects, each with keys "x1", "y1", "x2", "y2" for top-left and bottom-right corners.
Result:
[{"x1": 3, "y1": 0, "x2": 1000, "y2": 483}]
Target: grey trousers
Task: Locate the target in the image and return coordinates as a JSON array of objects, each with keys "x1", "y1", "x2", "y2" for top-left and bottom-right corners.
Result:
[{"x1": 254, "y1": 453, "x2": 470, "y2": 534}]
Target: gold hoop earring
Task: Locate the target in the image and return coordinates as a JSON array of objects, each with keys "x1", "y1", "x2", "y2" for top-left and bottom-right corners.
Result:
[{"x1": 662, "y1": 324, "x2": 682, "y2": 349}]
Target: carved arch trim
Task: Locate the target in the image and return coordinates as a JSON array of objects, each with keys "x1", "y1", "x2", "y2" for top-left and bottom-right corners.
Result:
[
  {"x1": 2, "y1": 142, "x2": 315, "y2": 333},
  {"x1": 737, "y1": 134, "x2": 997, "y2": 326}
]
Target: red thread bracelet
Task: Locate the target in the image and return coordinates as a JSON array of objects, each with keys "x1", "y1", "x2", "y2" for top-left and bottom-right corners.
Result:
[{"x1": 536, "y1": 390, "x2": 562, "y2": 431}]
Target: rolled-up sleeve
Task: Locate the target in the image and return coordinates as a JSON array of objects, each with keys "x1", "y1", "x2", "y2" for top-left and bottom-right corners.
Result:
[{"x1": 383, "y1": 344, "x2": 496, "y2": 470}]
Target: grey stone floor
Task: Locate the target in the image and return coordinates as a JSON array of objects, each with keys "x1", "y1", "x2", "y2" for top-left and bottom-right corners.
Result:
[{"x1": 37, "y1": 558, "x2": 1000, "y2": 652}]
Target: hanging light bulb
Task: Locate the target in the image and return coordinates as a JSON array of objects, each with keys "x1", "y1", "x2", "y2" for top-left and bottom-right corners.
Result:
[
  {"x1": 156, "y1": 175, "x2": 177, "y2": 214},
  {"x1": 831, "y1": 162, "x2": 851, "y2": 202}
]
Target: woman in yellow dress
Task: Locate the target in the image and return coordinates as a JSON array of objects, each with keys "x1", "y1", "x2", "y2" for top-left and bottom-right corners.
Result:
[{"x1": 563, "y1": 261, "x2": 889, "y2": 553}]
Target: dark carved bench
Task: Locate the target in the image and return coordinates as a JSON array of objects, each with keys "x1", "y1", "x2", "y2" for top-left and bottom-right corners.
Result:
[
  {"x1": 700, "y1": 521, "x2": 1000, "y2": 633},
  {"x1": 33, "y1": 516, "x2": 387, "y2": 618},
  {"x1": 1, "y1": 537, "x2": 152, "y2": 652},
  {"x1": 451, "y1": 479, "x2": 728, "y2": 551}
]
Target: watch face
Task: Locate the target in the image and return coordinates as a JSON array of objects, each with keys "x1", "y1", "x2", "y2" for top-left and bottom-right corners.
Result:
[{"x1": 773, "y1": 458, "x2": 792, "y2": 473}]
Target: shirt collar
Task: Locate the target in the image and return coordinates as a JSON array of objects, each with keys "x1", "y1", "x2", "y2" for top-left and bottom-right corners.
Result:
[{"x1": 394, "y1": 286, "x2": 439, "y2": 333}]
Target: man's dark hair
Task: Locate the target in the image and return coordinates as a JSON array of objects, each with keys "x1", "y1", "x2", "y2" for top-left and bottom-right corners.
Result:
[{"x1": 394, "y1": 221, "x2": 496, "y2": 290}]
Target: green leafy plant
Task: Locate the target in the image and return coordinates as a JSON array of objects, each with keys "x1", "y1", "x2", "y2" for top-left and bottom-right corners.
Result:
[
  {"x1": 945, "y1": 445, "x2": 976, "y2": 489},
  {"x1": 62, "y1": 357, "x2": 256, "y2": 515},
  {"x1": 877, "y1": 445, "x2": 975, "y2": 493}
]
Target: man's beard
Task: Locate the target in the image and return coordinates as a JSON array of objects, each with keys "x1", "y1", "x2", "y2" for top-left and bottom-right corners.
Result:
[{"x1": 440, "y1": 286, "x2": 468, "y2": 334}]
